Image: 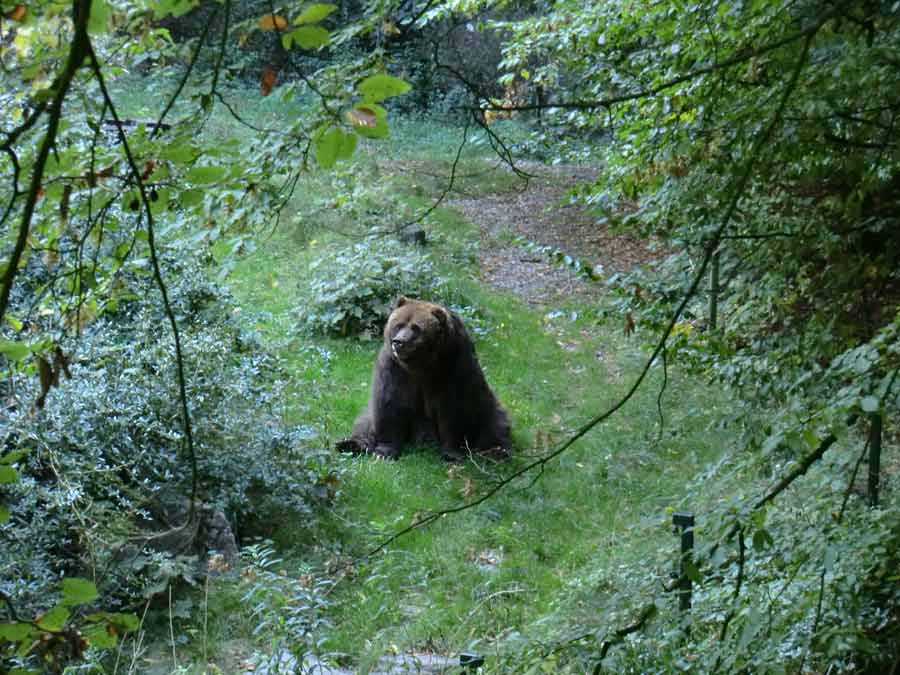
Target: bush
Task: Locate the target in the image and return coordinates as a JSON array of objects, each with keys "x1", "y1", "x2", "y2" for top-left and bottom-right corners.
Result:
[
  {"x1": 0, "y1": 259, "x2": 340, "y2": 651},
  {"x1": 296, "y1": 238, "x2": 450, "y2": 338}
]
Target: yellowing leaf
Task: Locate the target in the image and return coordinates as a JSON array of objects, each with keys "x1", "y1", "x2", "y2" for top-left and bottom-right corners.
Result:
[
  {"x1": 294, "y1": 3, "x2": 336, "y2": 24},
  {"x1": 258, "y1": 13, "x2": 288, "y2": 30},
  {"x1": 347, "y1": 106, "x2": 377, "y2": 128},
  {"x1": 347, "y1": 104, "x2": 389, "y2": 139}
]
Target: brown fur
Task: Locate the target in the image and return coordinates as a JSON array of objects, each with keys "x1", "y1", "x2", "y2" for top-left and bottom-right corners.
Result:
[{"x1": 339, "y1": 296, "x2": 511, "y2": 461}]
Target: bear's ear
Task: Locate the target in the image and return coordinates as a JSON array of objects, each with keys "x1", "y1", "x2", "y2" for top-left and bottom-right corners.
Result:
[
  {"x1": 394, "y1": 295, "x2": 409, "y2": 309},
  {"x1": 431, "y1": 306, "x2": 450, "y2": 331}
]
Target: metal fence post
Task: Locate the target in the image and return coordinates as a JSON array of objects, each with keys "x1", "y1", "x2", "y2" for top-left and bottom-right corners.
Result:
[{"x1": 672, "y1": 512, "x2": 695, "y2": 613}]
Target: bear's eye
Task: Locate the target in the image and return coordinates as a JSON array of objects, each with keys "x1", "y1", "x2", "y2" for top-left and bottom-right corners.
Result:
[{"x1": 409, "y1": 324, "x2": 421, "y2": 335}]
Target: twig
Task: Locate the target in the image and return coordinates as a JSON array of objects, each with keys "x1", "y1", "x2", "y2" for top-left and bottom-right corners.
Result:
[
  {"x1": 752, "y1": 430, "x2": 842, "y2": 511},
  {"x1": 656, "y1": 346, "x2": 668, "y2": 444},
  {"x1": 593, "y1": 604, "x2": 657, "y2": 671},
  {"x1": 151, "y1": 4, "x2": 218, "y2": 138},
  {"x1": 392, "y1": 114, "x2": 471, "y2": 234}
]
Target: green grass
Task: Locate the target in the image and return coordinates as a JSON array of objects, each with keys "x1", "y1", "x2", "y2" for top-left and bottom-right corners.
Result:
[
  {"x1": 212, "y1": 121, "x2": 730, "y2": 668},
  {"x1": 110, "y1": 79, "x2": 727, "y2": 669}
]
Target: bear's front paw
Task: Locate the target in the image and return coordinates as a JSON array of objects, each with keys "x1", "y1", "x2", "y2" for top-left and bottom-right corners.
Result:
[
  {"x1": 440, "y1": 447, "x2": 465, "y2": 463},
  {"x1": 373, "y1": 443, "x2": 401, "y2": 460},
  {"x1": 335, "y1": 438, "x2": 367, "y2": 455}
]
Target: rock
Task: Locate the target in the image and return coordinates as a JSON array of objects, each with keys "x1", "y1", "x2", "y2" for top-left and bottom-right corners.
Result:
[
  {"x1": 397, "y1": 224, "x2": 427, "y2": 246},
  {"x1": 247, "y1": 650, "x2": 457, "y2": 674},
  {"x1": 140, "y1": 490, "x2": 239, "y2": 574}
]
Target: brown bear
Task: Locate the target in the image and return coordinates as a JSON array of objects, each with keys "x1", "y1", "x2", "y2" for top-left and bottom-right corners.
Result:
[{"x1": 339, "y1": 296, "x2": 511, "y2": 461}]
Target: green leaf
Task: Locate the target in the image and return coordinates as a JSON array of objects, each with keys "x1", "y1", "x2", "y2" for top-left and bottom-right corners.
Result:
[
  {"x1": 83, "y1": 623, "x2": 117, "y2": 649},
  {"x1": 37, "y1": 605, "x2": 70, "y2": 632},
  {"x1": 186, "y1": 165, "x2": 226, "y2": 184},
  {"x1": 0, "y1": 449, "x2": 27, "y2": 465},
  {"x1": 314, "y1": 127, "x2": 341, "y2": 169},
  {"x1": 294, "y1": 3, "x2": 336, "y2": 24},
  {"x1": 336, "y1": 131, "x2": 357, "y2": 160},
  {"x1": 752, "y1": 527, "x2": 773, "y2": 550},
  {"x1": 0, "y1": 338, "x2": 30, "y2": 361},
  {"x1": 860, "y1": 396, "x2": 879, "y2": 413},
  {"x1": 0, "y1": 504, "x2": 8, "y2": 524},
  {"x1": 88, "y1": 0, "x2": 109, "y2": 35},
  {"x1": 61, "y1": 578, "x2": 99, "y2": 606},
  {"x1": 0, "y1": 466, "x2": 18, "y2": 484},
  {"x1": 86, "y1": 612, "x2": 139, "y2": 632},
  {"x1": 153, "y1": 0, "x2": 197, "y2": 19},
  {"x1": 357, "y1": 74, "x2": 411, "y2": 103},
  {"x1": 161, "y1": 142, "x2": 196, "y2": 163},
  {"x1": 181, "y1": 189, "x2": 204, "y2": 207},
  {"x1": 314, "y1": 127, "x2": 356, "y2": 169},
  {"x1": 0, "y1": 622, "x2": 32, "y2": 641},
  {"x1": 682, "y1": 558, "x2": 701, "y2": 583},
  {"x1": 284, "y1": 25, "x2": 329, "y2": 50}
]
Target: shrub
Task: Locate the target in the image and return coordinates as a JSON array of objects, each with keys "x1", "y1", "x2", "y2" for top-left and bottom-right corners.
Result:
[
  {"x1": 296, "y1": 238, "x2": 449, "y2": 338},
  {"x1": 0, "y1": 259, "x2": 340, "y2": 659}
]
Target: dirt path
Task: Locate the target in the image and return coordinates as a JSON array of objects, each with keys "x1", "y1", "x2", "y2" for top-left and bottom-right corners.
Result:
[{"x1": 447, "y1": 161, "x2": 656, "y2": 306}]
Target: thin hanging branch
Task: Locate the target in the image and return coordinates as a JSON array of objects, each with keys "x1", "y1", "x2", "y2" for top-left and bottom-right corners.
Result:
[
  {"x1": 85, "y1": 42, "x2": 200, "y2": 522},
  {"x1": 392, "y1": 113, "x2": 471, "y2": 235}
]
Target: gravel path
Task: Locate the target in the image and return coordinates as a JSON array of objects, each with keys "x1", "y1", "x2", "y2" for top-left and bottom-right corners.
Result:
[{"x1": 447, "y1": 161, "x2": 657, "y2": 306}]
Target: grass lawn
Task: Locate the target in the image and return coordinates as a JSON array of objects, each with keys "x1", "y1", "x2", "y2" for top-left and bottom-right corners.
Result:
[{"x1": 207, "y1": 115, "x2": 731, "y2": 670}]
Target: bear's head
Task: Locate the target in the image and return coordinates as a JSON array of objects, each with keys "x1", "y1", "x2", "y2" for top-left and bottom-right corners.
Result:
[{"x1": 385, "y1": 296, "x2": 451, "y2": 369}]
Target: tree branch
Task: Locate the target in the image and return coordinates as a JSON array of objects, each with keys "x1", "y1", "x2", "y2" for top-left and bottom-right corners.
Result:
[
  {"x1": 474, "y1": 18, "x2": 828, "y2": 114},
  {"x1": 0, "y1": 0, "x2": 91, "y2": 326}
]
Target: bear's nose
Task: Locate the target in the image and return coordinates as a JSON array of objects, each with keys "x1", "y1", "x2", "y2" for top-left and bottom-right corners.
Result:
[{"x1": 391, "y1": 337, "x2": 406, "y2": 349}]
